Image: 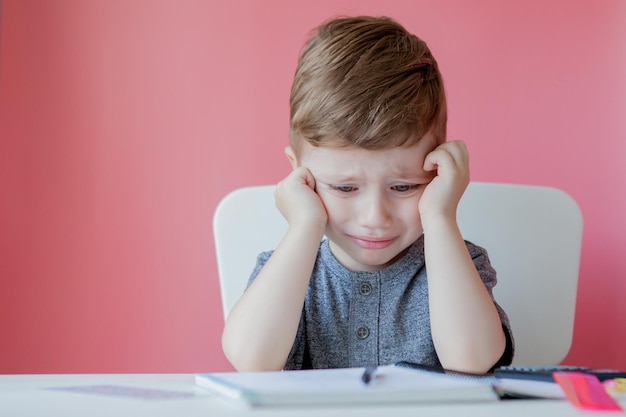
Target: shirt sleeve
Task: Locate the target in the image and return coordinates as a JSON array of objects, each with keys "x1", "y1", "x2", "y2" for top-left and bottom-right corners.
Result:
[{"x1": 246, "y1": 250, "x2": 273, "y2": 288}]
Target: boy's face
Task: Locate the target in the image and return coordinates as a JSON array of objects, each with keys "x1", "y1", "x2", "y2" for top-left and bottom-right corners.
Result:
[{"x1": 293, "y1": 133, "x2": 438, "y2": 271}]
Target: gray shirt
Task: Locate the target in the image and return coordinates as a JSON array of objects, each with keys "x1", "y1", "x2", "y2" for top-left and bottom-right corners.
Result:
[{"x1": 248, "y1": 235, "x2": 514, "y2": 370}]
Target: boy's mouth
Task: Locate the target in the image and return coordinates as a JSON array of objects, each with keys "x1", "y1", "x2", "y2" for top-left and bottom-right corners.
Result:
[{"x1": 349, "y1": 236, "x2": 397, "y2": 249}]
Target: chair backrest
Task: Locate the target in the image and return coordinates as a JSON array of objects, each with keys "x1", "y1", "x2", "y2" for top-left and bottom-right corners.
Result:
[{"x1": 213, "y1": 182, "x2": 583, "y2": 366}]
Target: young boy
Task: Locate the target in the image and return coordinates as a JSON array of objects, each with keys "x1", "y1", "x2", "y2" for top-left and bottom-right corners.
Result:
[{"x1": 222, "y1": 16, "x2": 514, "y2": 373}]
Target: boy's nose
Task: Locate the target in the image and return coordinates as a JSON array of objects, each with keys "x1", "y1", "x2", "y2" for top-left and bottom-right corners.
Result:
[{"x1": 358, "y1": 195, "x2": 392, "y2": 229}]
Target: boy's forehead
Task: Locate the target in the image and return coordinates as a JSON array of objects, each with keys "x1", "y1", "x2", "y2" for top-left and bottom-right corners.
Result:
[
  {"x1": 299, "y1": 131, "x2": 438, "y2": 161},
  {"x1": 299, "y1": 135, "x2": 437, "y2": 179}
]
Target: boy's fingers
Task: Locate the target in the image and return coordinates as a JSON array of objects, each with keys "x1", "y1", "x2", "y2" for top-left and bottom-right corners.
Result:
[
  {"x1": 445, "y1": 141, "x2": 469, "y2": 164},
  {"x1": 423, "y1": 141, "x2": 468, "y2": 173},
  {"x1": 289, "y1": 167, "x2": 315, "y2": 188},
  {"x1": 423, "y1": 147, "x2": 452, "y2": 172},
  {"x1": 304, "y1": 168, "x2": 317, "y2": 190}
]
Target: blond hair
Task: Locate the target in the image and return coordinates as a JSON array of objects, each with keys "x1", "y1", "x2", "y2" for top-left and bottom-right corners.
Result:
[{"x1": 289, "y1": 16, "x2": 447, "y2": 156}]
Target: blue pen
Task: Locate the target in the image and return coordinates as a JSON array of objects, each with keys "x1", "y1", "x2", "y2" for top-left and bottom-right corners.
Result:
[{"x1": 361, "y1": 365, "x2": 378, "y2": 385}]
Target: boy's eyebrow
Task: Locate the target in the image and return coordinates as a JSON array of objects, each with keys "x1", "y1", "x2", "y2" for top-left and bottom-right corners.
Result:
[
  {"x1": 317, "y1": 170, "x2": 434, "y2": 183},
  {"x1": 315, "y1": 174, "x2": 359, "y2": 183}
]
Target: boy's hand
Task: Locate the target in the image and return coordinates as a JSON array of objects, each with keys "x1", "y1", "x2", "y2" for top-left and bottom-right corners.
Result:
[
  {"x1": 419, "y1": 140, "x2": 470, "y2": 220},
  {"x1": 274, "y1": 167, "x2": 328, "y2": 232}
]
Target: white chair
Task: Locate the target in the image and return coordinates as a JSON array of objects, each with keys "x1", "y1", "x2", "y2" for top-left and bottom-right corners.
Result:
[{"x1": 213, "y1": 182, "x2": 583, "y2": 366}]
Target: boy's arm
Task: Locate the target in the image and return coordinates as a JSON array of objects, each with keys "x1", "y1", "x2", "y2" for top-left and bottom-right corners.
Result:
[
  {"x1": 221, "y1": 167, "x2": 326, "y2": 372},
  {"x1": 420, "y1": 141, "x2": 506, "y2": 374}
]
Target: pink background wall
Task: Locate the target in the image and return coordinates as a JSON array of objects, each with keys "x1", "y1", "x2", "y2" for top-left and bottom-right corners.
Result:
[{"x1": 1, "y1": 0, "x2": 624, "y2": 373}]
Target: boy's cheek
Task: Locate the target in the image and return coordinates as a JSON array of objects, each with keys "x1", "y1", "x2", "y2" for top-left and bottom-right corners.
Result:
[
  {"x1": 312, "y1": 188, "x2": 330, "y2": 207},
  {"x1": 316, "y1": 194, "x2": 344, "y2": 218}
]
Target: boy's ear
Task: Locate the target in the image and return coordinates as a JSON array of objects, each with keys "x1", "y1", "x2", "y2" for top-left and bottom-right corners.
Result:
[{"x1": 284, "y1": 146, "x2": 298, "y2": 169}]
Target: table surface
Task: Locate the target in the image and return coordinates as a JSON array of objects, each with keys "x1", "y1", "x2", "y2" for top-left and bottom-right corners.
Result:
[{"x1": 1, "y1": 373, "x2": 624, "y2": 416}]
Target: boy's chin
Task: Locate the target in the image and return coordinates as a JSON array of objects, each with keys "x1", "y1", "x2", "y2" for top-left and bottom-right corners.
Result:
[
  {"x1": 329, "y1": 238, "x2": 412, "y2": 271},
  {"x1": 339, "y1": 249, "x2": 400, "y2": 272},
  {"x1": 353, "y1": 243, "x2": 414, "y2": 270}
]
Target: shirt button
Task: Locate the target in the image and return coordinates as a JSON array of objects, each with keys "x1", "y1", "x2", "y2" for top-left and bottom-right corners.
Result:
[
  {"x1": 356, "y1": 326, "x2": 370, "y2": 339},
  {"x1": 359, "y1": 283, "x2": 372, "y2": 296}
]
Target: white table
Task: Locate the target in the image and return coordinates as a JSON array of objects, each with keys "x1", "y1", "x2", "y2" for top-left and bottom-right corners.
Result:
[{"x1": 1, "y1": 373, "x2": 623, "y2": 416}]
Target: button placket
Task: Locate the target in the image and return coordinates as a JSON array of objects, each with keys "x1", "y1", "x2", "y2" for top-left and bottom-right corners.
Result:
[
  {"x1": 356, "y1": 281, "x2": 372, "y2": 341},
  {"x1": 350, "y1": 276, "x2": 380, "y2": 367}
]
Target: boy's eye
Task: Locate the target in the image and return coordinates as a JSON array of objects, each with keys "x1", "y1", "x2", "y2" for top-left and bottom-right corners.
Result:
[
  {"x1": 331, "y1": 185, "x2": 357, "y2": 193},
  {"x1": 391, "y1": 184, "x2": 419, "y2": 192}
]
